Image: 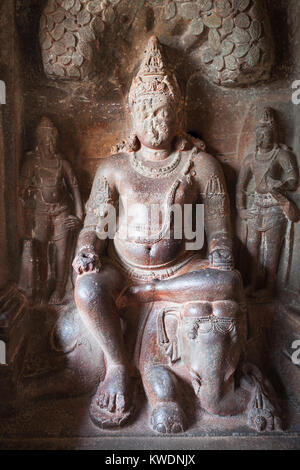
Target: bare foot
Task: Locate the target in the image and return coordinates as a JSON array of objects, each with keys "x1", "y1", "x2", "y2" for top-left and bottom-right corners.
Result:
[
  {"x1": 97, "y1": 364, "x2": 131, "y2": 412},
  {"x1": 90, "y1": 364, "x2": 134, "y2": 428}
]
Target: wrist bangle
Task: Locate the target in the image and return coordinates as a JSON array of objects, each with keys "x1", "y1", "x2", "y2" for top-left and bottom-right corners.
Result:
[{"x1": 78, "y1": 245, "x2": 96, "y2": 253}]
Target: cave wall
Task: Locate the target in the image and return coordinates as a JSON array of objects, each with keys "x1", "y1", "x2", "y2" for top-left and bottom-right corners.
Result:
[{"x1": 0, "y1": 0, "x2": 23, "y2": 286}]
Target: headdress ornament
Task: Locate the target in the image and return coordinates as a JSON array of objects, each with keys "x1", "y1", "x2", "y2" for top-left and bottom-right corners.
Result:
[
  {"x1": 257, "y1": 107, "x2": 276, "y2": 130},
  {"x1": 37, "y1": 116, "x2": 56, "y2": 130},
  {"x1": 128, "y1": 36, "x2": 183, "y2": 110}
]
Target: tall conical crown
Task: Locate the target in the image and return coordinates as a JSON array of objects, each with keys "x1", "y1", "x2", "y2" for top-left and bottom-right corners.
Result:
[
  {"x1": 138, "y1": 35, "x2": 167, "y2": 76},
  {"x1": 37, "y1": 116, "x2": 57, "y2": 131},
  {"x1": 258, "y1": 107, "x2": 276, "y2": 129},
  {"x1": 36, "y1": 116, "x2": 58, "y2": 139},
  {"x1": 129, "y1": 36, "x2": 182, "y2": 109}
]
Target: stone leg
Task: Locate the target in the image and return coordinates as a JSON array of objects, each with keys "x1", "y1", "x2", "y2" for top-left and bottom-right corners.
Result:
[
  {"x1": 33, "y1": 218, "x2": 49, "y2": 301},
  {"x1": 246, "y1": 223, "x2": 262, "y2": 293},
  {"x1": 49, "y1": 232, "x2": 72, "y2": 305},
  {"x1": 263, "y1": 222, "x2": 287, "y2": 294},
  {"x1": 122, "y1": 268, "x2": 244, "y2": 305},
  {"x1": 75, "y1": 262, "x2": 135, "y2": 428},
  {"x1": 143, "y1": 365, "x2": 186, "y2": 434}
]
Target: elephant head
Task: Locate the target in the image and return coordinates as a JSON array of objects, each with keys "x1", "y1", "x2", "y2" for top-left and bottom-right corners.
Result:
[{"x1": 157, "y1": 300, "x2": 247, "y2": 397}]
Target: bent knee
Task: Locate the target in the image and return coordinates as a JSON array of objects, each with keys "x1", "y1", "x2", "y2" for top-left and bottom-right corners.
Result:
[
  {"x1": 194, "y1": 268, "x2": 243, "y2": 302},
  {"x1": 213, "y1": 300, "x2": 241, "y2": 318},
  {"x1": 75, "y1": 273, "x2": 111, "y2": 308},
  {"x1": 217, "y1": 269, "x2": 243, "y2": 301}
]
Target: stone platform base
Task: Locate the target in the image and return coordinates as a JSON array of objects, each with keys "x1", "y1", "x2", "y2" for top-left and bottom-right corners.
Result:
[
  {"x1": 0, "y1": 299, "x2": 299, "y2": 450},
  {"x1": 0, "y1": 435, "x2": 299, "y2": 450},
  {"x1": 0, "y1": 380, "x2": 299, "y2": 450}
]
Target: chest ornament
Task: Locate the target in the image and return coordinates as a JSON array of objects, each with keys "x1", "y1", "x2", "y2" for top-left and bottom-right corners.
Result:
[{"x1": 130, "y1": 152, "x2": 181, "y2": 178}]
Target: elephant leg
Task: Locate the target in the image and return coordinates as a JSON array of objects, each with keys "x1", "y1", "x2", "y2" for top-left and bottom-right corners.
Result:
[{"x1": 143, "y1": 365, "x2": 186, "y2": 434}]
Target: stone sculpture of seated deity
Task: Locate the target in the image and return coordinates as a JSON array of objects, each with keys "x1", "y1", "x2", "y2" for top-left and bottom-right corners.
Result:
[{"x1": 73, "y1": 36, "x2": 281, "y2": 433}]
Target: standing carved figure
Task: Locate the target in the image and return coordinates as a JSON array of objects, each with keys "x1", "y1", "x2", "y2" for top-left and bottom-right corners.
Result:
[
  {"x1": 237, "y1": 108, "x2": 299, "y2": 298},
  {"x1": 73, "y1": 37, "x2": 280, "y2": 433},
  {"x1": 20, "y1": 117, "x2": 83, "y2": 305}
]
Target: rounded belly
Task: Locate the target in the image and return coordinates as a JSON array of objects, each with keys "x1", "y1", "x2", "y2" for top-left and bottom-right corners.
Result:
[
  {"x1": 40, "y1": 188, "x2": 65, "y2": 204},
  {"x1": 114, "y1": 236, "x2": 186, "y2": 267}
]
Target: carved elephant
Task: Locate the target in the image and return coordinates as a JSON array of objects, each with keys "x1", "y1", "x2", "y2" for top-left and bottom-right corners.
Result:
[{"x1": 135, "y1": 271, "x2": 281, "y2": 434}]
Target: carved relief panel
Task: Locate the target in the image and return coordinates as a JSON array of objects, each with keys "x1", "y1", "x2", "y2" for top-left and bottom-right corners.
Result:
[
  {"x1": 0, "y1": 0, "x2": 299, "y2": 451},
  {"x1": 40, "y1": 0, "x2": 274, "y2": 87}
]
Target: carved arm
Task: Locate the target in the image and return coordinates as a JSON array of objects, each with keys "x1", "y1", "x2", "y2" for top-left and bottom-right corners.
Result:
[
  {"x1": 200, "y1": 164, "x2": 233, "y2": 270},
  {"x1": 236, "y1": 156, "x2": 253, "y2": 217}
]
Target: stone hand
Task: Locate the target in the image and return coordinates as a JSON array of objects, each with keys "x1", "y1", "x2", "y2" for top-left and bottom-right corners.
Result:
[
  {"x1": 72, "y1": 249, "x2": 102, "y2": 275},
  {"x1": 238, "y1": 208, "x2": 249, "y2": 220},
  {"x1": 64, "y1": 215, "x2": 82, "y2": 231},
  {"x1": 267, "y1": 176, "x2": 283, "y2": 191},
  {"x1": 209, "y1": 249, "x2": 234, "y2": 271}
]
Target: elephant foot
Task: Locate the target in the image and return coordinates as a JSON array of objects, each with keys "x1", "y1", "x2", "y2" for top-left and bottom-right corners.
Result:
[{"x1": 150, "y1": 402, "x2": 186, "y2": 434}]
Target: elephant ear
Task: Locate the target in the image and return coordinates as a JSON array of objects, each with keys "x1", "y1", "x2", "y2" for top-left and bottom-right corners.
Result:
[{"x1": 157, "y1": 308, "x2": 181, "y2": 364}]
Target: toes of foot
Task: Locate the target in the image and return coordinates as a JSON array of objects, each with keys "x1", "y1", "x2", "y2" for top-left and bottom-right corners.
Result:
[
  {"x1": 108, "y1": 393, "x2": 116, "y2": 412},
  {"x1": 116, "y1": 394, "x2": 126, "y2": 412},
  {"x1": 98, "y1": 393, "x2": 108, "y2": 409}
]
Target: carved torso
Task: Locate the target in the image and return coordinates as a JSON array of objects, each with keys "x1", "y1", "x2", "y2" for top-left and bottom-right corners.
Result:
[
  {"x1": 84, "y1": 146, "x2": 232, "y2": 269},
  {"x1": 242, "y1": 145, "x2": 299, "y2": 231},
  {"x1": 21, "y1": 150, "x2": 79, "y2": 215},
  {"x1": 250, "y1": 145, "x2": 295, "y2": 195}
]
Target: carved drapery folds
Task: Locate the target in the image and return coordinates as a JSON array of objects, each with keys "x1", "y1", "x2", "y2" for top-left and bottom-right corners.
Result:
[{"x1": 40, "y1": 0, "x2": 274, "y2": 87}]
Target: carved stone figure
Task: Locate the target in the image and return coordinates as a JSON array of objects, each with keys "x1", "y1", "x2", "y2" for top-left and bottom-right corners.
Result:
[
  {"x1": 237, "y1": 108, "x2": 299, "y2": 299},
  {"x1": 20, "y1": 117, "x2": 84, "y2": 305},
  {"x1": 73, "y1": 37, "x2": 280, "y2": 433}
]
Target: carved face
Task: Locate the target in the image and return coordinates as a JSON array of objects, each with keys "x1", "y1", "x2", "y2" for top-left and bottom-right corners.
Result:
[
  {"x1": 256, "y1": 125, "x2": 274, "y2": 151},
  {"x1": 132, "y1": 95, "x2": 178, "y2": 149},
  {"x1": 37, "y1": 127, "x2": 58, "y2": 159}
]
